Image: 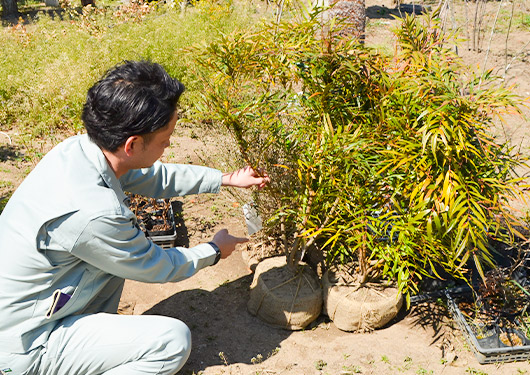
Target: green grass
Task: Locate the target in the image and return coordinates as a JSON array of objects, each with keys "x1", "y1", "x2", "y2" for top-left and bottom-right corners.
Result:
[
  {"x1": 0, "y1": 0, "x2": 265, "y2": 147},
  {"x1": 521, "y1": 14, "x2": 530, "y2": 29},
  {"x1": 466, "y1": 368, "x2": 488, "y2": 375},
  {"x1": 0, "y1": 181, "x2": 13, "y2": 189},
  {"x1": 495, "y1": 7, "x2": 530, "y2": 32}
]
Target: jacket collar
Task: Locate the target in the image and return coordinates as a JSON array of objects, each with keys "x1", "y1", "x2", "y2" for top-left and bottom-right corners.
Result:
[{"x1": 79, "y1": 134, "x2": 128, "y2": 204}]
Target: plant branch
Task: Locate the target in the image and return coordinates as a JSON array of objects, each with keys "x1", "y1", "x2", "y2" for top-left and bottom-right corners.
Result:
[
  {"x1": 359, "y1": 258, "x2": 386, "y2": 284},
  {"x1": 478, "y1": 0, "x2": 503, "y2": 90},
  {"x1": 504, "y1": 39, "x2": 530, "y2": 77},
  {"x1": 503, "y1": 0, "x2": 516, "y2": 77},
  {"x1": 274, "y1": 0, "x2": 285, "y2": 36}
]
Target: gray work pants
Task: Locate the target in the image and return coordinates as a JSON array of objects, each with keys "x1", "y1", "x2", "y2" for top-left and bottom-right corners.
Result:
[
  {"x1": 0, "y1": 279, "x2": 191, "y2": 375},
  {"x1": 0, "y1": 313, "x2": 192, "y2": 375}
]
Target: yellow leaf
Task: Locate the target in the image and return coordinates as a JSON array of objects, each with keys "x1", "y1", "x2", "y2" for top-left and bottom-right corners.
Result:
[
  {"x1": 442, "y1": 171, "x2": 451, "y2": 207},
  {"x1": 324, "y1": 113, "x2": 334, "y2": 136},
  {"x1": 473, "y1": 253, "x2": 486, "y2": 283},
  {"x1": 426, "y1": 217, "x2": 433, "y2": 238}
]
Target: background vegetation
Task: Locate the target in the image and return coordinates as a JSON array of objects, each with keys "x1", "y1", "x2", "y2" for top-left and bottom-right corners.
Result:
[{"x1": 0, "y1": 0, "x2": 261, "y2": 147}]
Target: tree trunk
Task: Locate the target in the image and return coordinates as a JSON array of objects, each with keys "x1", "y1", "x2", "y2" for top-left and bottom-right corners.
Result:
[
  {"x1": 327, "y1": 0, "x2": 366, "y2": 41},
  {"x1": 1, "y1": 0, "x2": 19, "y2": 20}
]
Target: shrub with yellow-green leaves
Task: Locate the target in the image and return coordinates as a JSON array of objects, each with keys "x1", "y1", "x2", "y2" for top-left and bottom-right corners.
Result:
[{"x1": 193, "y1": 9, "x2": 528, "y2": 304}]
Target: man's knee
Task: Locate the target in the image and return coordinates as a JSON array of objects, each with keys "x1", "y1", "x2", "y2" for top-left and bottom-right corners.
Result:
[
  {"x1": 152, "y1": 317, "x2": 192, "y2": 373},
  {"x1": 166, "y1": 318, "x2": 192, "y2": 357}
]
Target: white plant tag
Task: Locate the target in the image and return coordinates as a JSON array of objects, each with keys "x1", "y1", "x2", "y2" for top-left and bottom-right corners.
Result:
[{"x1": 243, "y1": 202, "x2": 262, "y2": 235}]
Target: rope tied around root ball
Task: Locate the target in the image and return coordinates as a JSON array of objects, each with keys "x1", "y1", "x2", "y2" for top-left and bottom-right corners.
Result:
[
  {"x1": 248, "y1": 257, "x2": 322, "y2": 330},
  {"x1": 254, "y1": 267, "x2": 316, "y2": 328}
]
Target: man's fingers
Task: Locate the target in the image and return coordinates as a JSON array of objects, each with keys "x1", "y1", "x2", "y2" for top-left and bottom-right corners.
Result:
[
  {"x1": 234, "y1": 236, "x2": 249, "y2": 244},
  {"x1": 258, "y1": 177, "x2": 270, "y2": 189},
  {"x1": 222, "y1": 166, "x2": 270, "y2": 189},
  {"x1": 212, "y1": 229, "x2": 247, "y2": 245}
]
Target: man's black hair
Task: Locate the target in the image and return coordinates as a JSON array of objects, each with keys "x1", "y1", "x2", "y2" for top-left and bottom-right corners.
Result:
[{"x1": 82, "y1": 60, "x2": 185, "y2": 152}]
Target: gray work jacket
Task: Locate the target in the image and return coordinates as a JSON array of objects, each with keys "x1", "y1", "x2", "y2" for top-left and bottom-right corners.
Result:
[{"x1": 0, "y1": 134, "x2": 222, "y2": 354}]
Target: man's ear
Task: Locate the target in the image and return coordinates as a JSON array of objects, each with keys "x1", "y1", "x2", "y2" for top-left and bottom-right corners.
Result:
[{"x1": 123, "y1": 135, "x2": 142, "y2": 157}]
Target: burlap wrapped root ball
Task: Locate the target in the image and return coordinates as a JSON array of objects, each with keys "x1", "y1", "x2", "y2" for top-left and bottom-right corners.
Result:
[
  {"x1": 247, "y1": 256, "x2": 322, "y2": 330},
  {"x1": 323, "y1": 270, "x2": 403, "y2": 332}
]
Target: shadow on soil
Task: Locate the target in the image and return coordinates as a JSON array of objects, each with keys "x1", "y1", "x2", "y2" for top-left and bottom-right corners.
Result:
[
  {"x1": 145, "y1": 200, "x2": 289, "y2": 371},
  {"x1": 408, "y1": 302, "x2": 451, "y2": 346},
  {"x1": 143, "y1": 274, "x2": 292, "y2": 374},
  {"x1": 2, "y1": 7, "x2": 68, "y2": 25},
  {"x1": 0, "y1": 144, "x2": 22, "y2": 162}
]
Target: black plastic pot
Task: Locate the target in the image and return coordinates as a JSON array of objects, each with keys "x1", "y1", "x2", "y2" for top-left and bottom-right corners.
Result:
[{"x1": 128, "y1": 194, "x2": 178, "y2": 249}]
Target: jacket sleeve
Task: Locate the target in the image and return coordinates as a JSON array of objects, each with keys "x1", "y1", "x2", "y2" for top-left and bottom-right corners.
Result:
[
  {"x1": 119, "y1": 161, "x2": 223, "y2": 198},
  {"x1": 71, "y1": 213, "x2": 218, "y2": 283}
]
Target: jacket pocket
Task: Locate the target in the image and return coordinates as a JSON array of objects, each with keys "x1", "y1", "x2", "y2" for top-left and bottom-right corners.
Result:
[
  {"x1": 45, "y1": 290, "x2": 71, "y2": 319},
  {"x1": 44, "y1": 266, "x2": 96, "y2": 320}
]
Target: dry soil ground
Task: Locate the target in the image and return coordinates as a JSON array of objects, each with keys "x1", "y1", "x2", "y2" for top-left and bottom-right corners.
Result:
[{"x1": 1, "y1": 0, "x2": 530, "y2": 374}]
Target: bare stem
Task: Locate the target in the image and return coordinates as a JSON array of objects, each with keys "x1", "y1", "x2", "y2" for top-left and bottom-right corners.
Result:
[
  {"x1": 478, "y1": 0, "x2": 504, "y2": 90},
  {"x1": 274, "y1": 0, "x2": 285, "y2": 35},
  {"x1": 504, "y1": 39, "x2": 530, "y2": 74},
  {"x1": 472, "y1": 0, "x2": 479, "y2": 51},
  {"x1": 504, "y1": 0, "x2": 516, "y2": 76},
  {"x1": 464, "y1": 0, "x2": 471, "y2": 51}
]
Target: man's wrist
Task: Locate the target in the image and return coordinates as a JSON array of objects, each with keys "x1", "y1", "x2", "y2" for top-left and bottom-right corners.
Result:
[
  {"x1": 208, "y1": 242, "x2": 221, "y2": 265},
  {"x1": 221, "y1": 172, "x2": 232, "y2": 187}
]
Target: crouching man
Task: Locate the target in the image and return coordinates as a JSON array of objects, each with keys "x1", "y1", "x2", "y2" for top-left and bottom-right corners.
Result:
[{"x1": 0, "y1": 60, "x2": 269, "y2": 375}]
